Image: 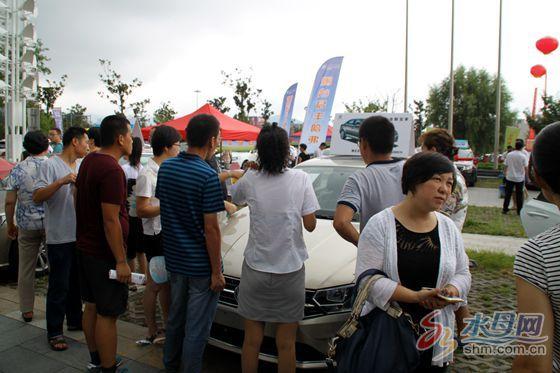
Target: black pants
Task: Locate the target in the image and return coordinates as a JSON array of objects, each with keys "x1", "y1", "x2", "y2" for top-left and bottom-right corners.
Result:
[
  {"x1": 46, "y1": 242, "x2": 83, "y2": 339},
  {"x1": 503, "y1": 180, "x2": 524, "y2": 215}
]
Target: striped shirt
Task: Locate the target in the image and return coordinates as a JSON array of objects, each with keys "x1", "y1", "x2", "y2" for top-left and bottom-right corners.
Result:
[
  {"x1": 514, "y1": 224, "x2": 560, "y2": 371},
  {"x1": 155, "y1": 152, "x2": 225, "y2": 277}
]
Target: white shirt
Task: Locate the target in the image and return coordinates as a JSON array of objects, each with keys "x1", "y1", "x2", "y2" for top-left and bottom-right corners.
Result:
[
  {"x1": 504, "y1": 150, "x2": 529, "y2": 183},
  {"x1": 135, "y1": 158, "x2": 161, "y2": 235},
  {"x1": 231, "y1": 168, "x2": 320, "y2": 274},
  {"x1": 121, "y1": 163, "x2": 143, "y2": 180}
]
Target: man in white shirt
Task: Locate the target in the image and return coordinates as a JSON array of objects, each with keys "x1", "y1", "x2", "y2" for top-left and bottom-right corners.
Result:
[
  {"x1": 314, "y1": 142, "x2": 327, "y2": 158},
  {"x1": 503, "y1": 140, "x2": 529, "y2": 215}
]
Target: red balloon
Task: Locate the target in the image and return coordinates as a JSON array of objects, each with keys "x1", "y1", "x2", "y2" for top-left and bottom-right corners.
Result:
[
  {"x1": 531, "y1": 64, "x2": 547, "y2": 78},
  {"x1": 536, "y1": 37, "x2": 559, "y2": 55}
]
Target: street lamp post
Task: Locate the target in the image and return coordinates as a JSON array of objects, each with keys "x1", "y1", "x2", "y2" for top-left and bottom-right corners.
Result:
[
  {"x1": 403, "y1": 0, "x2": 409, "y2": 112},
  {"x1": 448, "y1": 0, "x2": 455, "y2": 135},
  {"x1": 493, "y1": 0, "x2": 503, "y2": 169},
  {"x1": 194, "y1": 89, "x2": 201, "y2": 108}
]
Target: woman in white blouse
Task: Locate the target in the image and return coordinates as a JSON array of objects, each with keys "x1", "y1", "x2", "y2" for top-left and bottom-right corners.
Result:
[{"x1": 357, "y1": 151, "x2": 471, "y2": 371}]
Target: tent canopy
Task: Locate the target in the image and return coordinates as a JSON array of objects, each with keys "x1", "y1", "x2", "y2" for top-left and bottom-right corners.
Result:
[{"x1": 142, "y1": 104, "x2": 260, "y2": 142}]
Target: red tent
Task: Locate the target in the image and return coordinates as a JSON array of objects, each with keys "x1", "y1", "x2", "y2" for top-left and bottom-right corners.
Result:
[
  {"x1": 142, "y1": 104, "x2": 260, "y2": 142},
  {"x1": 0, "y1": 158, "x2": 14, "y2": 179}
]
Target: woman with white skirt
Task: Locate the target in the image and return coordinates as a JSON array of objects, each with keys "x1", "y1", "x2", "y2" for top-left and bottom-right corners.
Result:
[{"x1": 231, "y1": 123, "x2": 320, "y2": 373}]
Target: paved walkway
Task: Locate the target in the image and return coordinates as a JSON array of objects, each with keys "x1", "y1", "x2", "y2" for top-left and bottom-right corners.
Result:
[
  {"x1": 0, "y1": 286, "x2": 162, "y2": 373},
  {"x1": 463, "y1": 232, "x2": 526, "y2": 256},
  {"x1": 468, "y1": 187, "x2": 539, "y2": 208}
]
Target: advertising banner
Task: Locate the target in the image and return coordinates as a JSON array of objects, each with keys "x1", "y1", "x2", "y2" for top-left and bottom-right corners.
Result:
[
  {"x1": 52, "y1": 107, "x2": 63, "y2": 130},
  {"x1": 278, "y1": 83, "x2": 298, "y2": 136},
  {"x1": 331, "y1": 112, "x2": 415, "y2": 158},
  {"x1": 504, "y1": 126, "x2": 521, "y2": 149},
  {"x1": 299, "y1": 56, "x2": 343, "y2": 154}
]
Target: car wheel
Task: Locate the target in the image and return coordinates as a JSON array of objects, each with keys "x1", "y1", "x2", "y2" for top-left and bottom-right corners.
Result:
[{"x1": 340, "y1": 130, "x2": 346, "y2": 140}]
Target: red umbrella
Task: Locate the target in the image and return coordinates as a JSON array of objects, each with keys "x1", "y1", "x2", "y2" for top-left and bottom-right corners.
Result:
[
  {"x1": 536, "y1": 37, "x2": 558, "y2": 55},
  {"x1": 530, "y1": 64, "x2": 547, "y2": 78}
]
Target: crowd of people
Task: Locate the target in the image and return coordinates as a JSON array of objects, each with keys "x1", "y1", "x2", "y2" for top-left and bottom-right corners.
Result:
[{"x1": 3, "y1": 112, "x2": 560, "y2": 372}]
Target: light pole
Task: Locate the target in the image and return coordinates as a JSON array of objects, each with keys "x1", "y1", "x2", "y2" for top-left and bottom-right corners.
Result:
[
  {"x1": 493, "y1": 0, "x2": 503, "y2": 169},
  {"x1": 403, "y1": 0, "x2": 409, "y2": 112},
  {"x1": 194, "y1": 89, "x2": 201, "y2": 108},
  {"x1": 448, "y1": 0, "x2": 455, "y2": 135}
]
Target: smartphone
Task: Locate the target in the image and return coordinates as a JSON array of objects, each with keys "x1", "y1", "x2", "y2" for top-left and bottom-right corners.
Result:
[{"x1": 421, "y1": 287, "x2": 464, "y2": 303}]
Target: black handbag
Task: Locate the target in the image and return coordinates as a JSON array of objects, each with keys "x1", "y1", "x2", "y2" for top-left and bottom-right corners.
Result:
[{"x1": 326, "y1": 269, "x2": 421, "y2": 373}]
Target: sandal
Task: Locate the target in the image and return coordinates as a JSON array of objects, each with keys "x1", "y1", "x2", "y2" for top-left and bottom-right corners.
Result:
[{"x1": 48, "y1": 336, "x2": 68, "y2": 351}]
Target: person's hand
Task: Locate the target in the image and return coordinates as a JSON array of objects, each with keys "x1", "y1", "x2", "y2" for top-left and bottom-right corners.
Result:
[
  {"x1": 211, "y1": 272, "x2": 225, "y2": 293},
  {"x1": 116, "y1": 261, "x2": 131, "y2": 284},
  {"x1": 59, "y1": 173, "x2": 77, "y2": 185},
  {"x1": 7, "y1": 224, "x2": 18, "y2": 240},
  {"x1": 224, "y1": 201, "x2": 238, "y2": 215},
  {"x1": 415, "y1": 288, "x2": 440, "y2": 303},
  {"x1": 440, "y1": 284, "x2": 460, "y2": 298},
  {"x1": 420, "y1": 297, "x2": 448, "y2": 310},
  {"x1": 229, "y1": 170, "x2": 245, "y2": 179}
]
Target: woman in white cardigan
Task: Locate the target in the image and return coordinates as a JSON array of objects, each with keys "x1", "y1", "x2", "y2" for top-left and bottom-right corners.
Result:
[{"x1": 356, "y1": 151, "x2": 471, "y2": 372}]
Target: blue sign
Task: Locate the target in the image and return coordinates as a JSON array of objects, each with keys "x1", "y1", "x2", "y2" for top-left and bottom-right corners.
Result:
[
  {"x1": 278, "y1": 83, "x2": 298, "y2": 136},
  {"x1": 299, "y1": 56, "x2": 343, "y2": 154}
]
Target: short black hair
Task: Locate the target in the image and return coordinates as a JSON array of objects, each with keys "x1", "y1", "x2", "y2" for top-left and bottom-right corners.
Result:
[
  {"x1": 359, "y1": 116, "x2": 395, "y2": 154},
  {"x1": 49, "y1": 127, "x2": 61, "y2": 135},
  {"x1": 515, "y1": 139, "x2": 524, "y2": 150},
  {"x1": 186, "y1": 114, "x2": 220, "y2": 148},
  {"x1": 419, "y1": 128, "x2": 456, "y2": 160},
  {"x1": 533, "y1": 122, "x2": 560, "y2": 194},
  {"x1": 100, "y1": 114, "x2": 130, "y2": 147},
  {"x1": 402, "y1": 152, "x2": 456, "y2": 194},
  {"x1": 129, "y1": 137, "x2": 143, "y2": 168},
  {"x1": 257, "y1": 123, "x2": 289, "y2": 175},
  {"x1": 88, "y1": 127, "x2": 101, "y2": 147},
  {"x1": 23, "y1": 130, "x2": 49, "y2": 155},
  {"x1": 300, "y1": 143, "x2": 307, "y2": 150},
  {"x1": 320, "y1": 142, "x2": 327, "y2": 148},
  {"x1": 151, "y1": 125, "x2": 181, "y2": 156},
  {"x1": 62, "y1": 127, "x2": 87, "y2": 147}
]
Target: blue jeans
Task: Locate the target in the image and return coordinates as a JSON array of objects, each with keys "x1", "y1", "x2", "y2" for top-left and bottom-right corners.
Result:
[
  {"x1": 163, "y1": 273, "x2": 219, "y2": 373},
  {"x1": 46, "y1": 242, "x2": 83, "y2": 339}
]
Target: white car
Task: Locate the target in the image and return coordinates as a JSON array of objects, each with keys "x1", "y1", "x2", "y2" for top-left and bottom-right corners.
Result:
[
  {"x1": 230, "y1": 150, "x2": 258, "y2": 169},
  {"x1": 210, "y1": 156, "x2": 362, "y2": 369},
  {"x1": 521, "y1": 193, "x2": 560, "y2": 238}
]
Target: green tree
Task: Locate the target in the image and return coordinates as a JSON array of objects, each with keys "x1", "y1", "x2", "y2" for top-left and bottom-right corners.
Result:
[
  {"x1": 153, "y1": 101, "x2": 177, "y2": 124},
  {"x1": 426, "y1": 66, "x2": 516, "y2": 154},
  {"x1": 37, "y1": 74, "x2": 68, "y2": 114},
  {"x1": 413, "y1": 100, "x2": 427, "y2": 145},
  {"x1": 525, "y1": 95, "x2": 560, "y2": 134},
  {"x1": 260, "y1": 99, "x2": 274, "y2": 124},
  {"x1": 222, "y1": 68, "x2": 261, "y2": 123},
  {"x1": 207, "y1": 97, "x2": 230, "y2": 114},
  {"x1": 344, "y1": 98, "x2": 388, "y2": 113},
  {"x1": 130, "y1": 98, "x2": 151, "y2": 126},
  {"x1": 98, "y1": 59, "x2": 143, "y2": 114},
  {"x1": 63, "y1": 104, "x2": 89, "y2": 129},
  {"x1": 34, "y1": 39, "x2": 52, "y2": 76}
]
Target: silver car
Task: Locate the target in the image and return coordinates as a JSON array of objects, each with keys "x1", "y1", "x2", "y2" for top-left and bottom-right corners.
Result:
[{"x1": 210, "y1": 156, "x2": 362, "y2": 369}]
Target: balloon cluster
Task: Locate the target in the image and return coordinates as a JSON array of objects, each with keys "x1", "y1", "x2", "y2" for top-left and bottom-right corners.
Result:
[{"x1": 531, "y1": 36, "x2": 558, "y2": 78}]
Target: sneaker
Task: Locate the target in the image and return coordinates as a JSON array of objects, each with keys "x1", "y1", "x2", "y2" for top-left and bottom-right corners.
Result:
[{"x1": 86, "y1": 357, "x2": 124, "y2": 371}]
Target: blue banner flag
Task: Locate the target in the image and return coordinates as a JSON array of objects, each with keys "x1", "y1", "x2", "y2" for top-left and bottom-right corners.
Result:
[
  {"x1": 278, "y1": 83, "x2": 298, "y2": 136},
  {"x1": 299, "y1": 56, "x2": 343, "y2": 154}
]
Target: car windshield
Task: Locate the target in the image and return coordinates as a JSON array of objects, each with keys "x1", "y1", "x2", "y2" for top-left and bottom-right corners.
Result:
[{"x1": 298, "y1": 165, "x2": 359, "y2": 222}]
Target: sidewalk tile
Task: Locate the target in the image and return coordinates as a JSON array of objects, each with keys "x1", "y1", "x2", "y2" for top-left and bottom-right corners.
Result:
[
  {"x1": 117, "y1": 319, "x2": 148, "y2": 340},
  {"x1": 0, "y1": 315, "x2": 25, "y2": 333},
  {"x1": 121, "y1": 359, "x2": 161, "y2": 372},
  {"x1": 0, "y1": 323, "x2": 43, "y2": 352},
  {"x1": 43, "y1": 337, "x2": 95, "y2": 370},
  {"x1": 117, "y1": 335, "x2": 153, "y2": 361},
  {"x1": 0, "y1": 346, "x2": 66, "y2": 373},
  {"x1": 136, "y1": 346, "x2": 164, "y2": 369},
  {"x1": 0, "y1": 298, "x2": 19, "y2": 314}
]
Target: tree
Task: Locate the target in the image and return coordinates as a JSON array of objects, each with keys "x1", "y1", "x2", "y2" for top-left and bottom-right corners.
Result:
[
  {"x1": 98, "y1": 59, "x2": 143, "y2": 114},
  {"x1": 525, "y1": 95, "x2": 560, "y2": 134},
  {"x1": 344, "y1": 98, "x2": 388, "y2": 113},
  {"x1": 153, "y1": 101, "x2": 177, "y2": 124},
  {"x1": 426, "y1": 65, "x2": 516, "y2": 154},
  {"x1": 63, "y1": 104, "x2": 89, "y2": 129},
  {"x1": 130, "y1": 98, "x2": 151, "y2": 127},
  {"x1": 222, "y1": 68, "x2": 261, "y2": 123},
  {"x1": 413, "y1": 100, "x2": 427, "y2": 145},
  {"x1": 207, "y1": 96, "x2": 230, "y2": 114},
  {"x1": 260, "y1": 99, "x2": 274, "y2": 124},
  {"x1": 37, "y1": 74, "x2": 68, "y2": 114},
  {"x1": 34, "y1": 39, "x2": 52, "y2": 76}
]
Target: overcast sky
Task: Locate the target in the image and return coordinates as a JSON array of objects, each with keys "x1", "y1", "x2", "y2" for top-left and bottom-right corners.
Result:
[{"x1": 36, "y1": 0, "x2": 560, "y2": 124}]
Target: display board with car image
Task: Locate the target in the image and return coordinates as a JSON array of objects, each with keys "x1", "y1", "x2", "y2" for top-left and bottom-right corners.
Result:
[{"x1": 331, "y1": 113, "x2": 415, "y2": 158}]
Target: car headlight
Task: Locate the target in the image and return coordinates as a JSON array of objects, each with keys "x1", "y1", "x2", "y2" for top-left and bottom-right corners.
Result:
[{"x1": 312, "y1": 285, "x2": 353, "y2": 314}]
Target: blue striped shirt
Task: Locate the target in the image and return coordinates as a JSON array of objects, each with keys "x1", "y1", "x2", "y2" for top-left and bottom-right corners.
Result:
[{"x1": 156, "y1": 152, "x2": 225, "y2": 277}]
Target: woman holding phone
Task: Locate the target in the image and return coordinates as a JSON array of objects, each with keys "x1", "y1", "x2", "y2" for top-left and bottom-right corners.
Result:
[{"x1": 356, "y1": 151, "x2": 471, "y2": 372}]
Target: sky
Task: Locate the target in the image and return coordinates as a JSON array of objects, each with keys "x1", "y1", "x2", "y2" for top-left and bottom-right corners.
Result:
[{"x1": 36, "y1": 0, "x2": 560, "y2": 124}]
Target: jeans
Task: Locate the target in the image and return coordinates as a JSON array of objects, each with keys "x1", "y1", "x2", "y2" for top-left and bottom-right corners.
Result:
[
  {"x1": 46, "y1": 242, "x2": 83, "y2": 339},
  {"x1": 503, "y1": 179, "x2": 524, "y2": 215},
  {"x1": 163, "y1": 273, "x2": 219, "y2": 373}
]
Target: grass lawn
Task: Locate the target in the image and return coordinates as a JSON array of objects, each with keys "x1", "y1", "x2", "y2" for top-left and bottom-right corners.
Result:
[
  {"x1": 466, "y1": 249, "x2": 515, "y2": 273},
  {"x1": 475, "y1": 177, "x2": 502, "y2": 189},
  {"x1": 464, "y1": 206, "x2": 526, "y2": 238}
]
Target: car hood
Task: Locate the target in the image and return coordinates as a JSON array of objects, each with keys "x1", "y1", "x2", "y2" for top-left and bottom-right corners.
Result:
[{"x1": 220, "y1": 208, "x2": 357, "y2": 290}]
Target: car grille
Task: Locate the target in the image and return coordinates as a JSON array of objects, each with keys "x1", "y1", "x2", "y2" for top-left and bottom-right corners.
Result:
[{"x1": 219, "y1": 276, "x2": 325, "y2": 319}]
